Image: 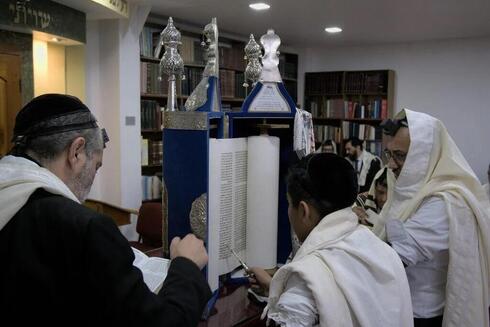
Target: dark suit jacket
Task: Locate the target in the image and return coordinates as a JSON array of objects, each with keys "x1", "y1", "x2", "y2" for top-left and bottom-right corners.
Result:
[
  {"x1": 359, "y1": 158, "x2": 382, "y2": 193},
  {"x1": 0, "y1": 188, "x2": 211, "y2": 326}
]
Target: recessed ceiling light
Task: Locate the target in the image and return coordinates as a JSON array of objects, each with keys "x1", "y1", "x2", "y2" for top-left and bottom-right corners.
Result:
[
  {"x1": 325, "y1": 27, "x2": 342, "y2": 34},
  {"x1": 249, "y1": 3, "x2": 270, "y2": 10},
  {"x1": 51, "y1": 37, "x2": 62, "y2": 42}
]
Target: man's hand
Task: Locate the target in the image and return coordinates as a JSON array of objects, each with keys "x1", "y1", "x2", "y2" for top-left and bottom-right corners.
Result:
[
  {"x1": 352, "y1": 207, "x2": 373, "y2": 226},
  {"x1": 170, "y1": 234, "x2": 208, "y2": 270},
  {"x1": 248, "y1": 267, "x2": 273, "y2": 291}
]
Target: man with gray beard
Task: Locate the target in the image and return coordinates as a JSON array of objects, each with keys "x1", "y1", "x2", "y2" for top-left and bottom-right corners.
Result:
[{"x1": 0, "y1": 94, "x2": 211, "y2": 326}]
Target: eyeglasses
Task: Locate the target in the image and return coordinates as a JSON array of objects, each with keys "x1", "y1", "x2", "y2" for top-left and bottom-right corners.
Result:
[{"x1": 383, "y1": 149, "x2": 407, "y2": 164}]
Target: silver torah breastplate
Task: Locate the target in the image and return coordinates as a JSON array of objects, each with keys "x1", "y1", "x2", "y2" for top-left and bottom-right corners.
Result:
[{"x1": 189, "y1": 193, "x2": 207, "y2": 241}]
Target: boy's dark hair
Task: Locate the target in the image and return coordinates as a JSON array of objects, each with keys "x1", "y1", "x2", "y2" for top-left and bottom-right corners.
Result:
[{"x1": 287, "y1": 153, "x2": 358, "y2": 218}]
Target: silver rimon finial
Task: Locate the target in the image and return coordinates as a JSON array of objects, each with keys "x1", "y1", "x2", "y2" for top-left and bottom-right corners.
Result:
[{"x1": 243, "y1": 34, "x2": 262, "y2": 88}]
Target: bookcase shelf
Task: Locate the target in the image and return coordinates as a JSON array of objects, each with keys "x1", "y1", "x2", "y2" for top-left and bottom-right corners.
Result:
[
  {"x1": 140, "y1": 55, "x2": 160, "y2": 63},
  {"x1": 313, "y1": 118, "x2": 384, "y2": 126},
  {"x1": 305, "y1": 70, "x2": 394, "y2": 157},
  {"x1": 184, "y1": 62, "x2": 206, "y2": 69},
  {"x1": 141, "y1": 93, "x2": 245, "y2": 103}
]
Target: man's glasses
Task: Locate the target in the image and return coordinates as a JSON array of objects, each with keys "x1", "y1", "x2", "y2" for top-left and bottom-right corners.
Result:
[{"x1": 383, "y1": 149, "x2": 407, "y2": 164}]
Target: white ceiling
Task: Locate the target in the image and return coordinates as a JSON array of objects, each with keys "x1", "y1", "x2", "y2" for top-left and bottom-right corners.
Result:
[
  {"x1": 147, "y1": 0, "x2": 490, "y2": 48},
  {"x1": 53, "y1": 0, "x2": 490, "y2": 48}
]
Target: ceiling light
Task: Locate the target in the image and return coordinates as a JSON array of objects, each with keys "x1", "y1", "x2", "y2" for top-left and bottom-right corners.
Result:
[
  {"x1": 325, "y1": 27, "x2": 342, "y2": 34},
  {"x1": 249, "y1": 3, "x2": 270, "y2": 10},
  {"x1": 51, "y1": 37, "x2": 62, "y2": 42}
]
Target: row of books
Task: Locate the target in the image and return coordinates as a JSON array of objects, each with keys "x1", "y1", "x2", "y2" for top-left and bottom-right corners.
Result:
[
  {"x1": 181, "y1": 67, "x2": 245, "y2": 99},
  {"x1": 180, "y1": 36, "x2": 205, "y2": 65},
  {"x1": 141, "y1": 62, "x2": 167, "y2": 95},
  {"x1": 305, "y1": 72, "x2": 343, "y2": 95},
  {"x1": 365, "y1": 140, "x2": 383, "y2": 158},
  {"x1": 141, "y1": 138, "x2": 163, "y2": 166},
  {"x1": 341, "y1": 122, "x2": 382, "y2": 141},
  {"x1": 309, "y1": 99, "x2": 388, "y2": 119},
  {"x1": 313, "y1": 125, "x2": 342, "y2": 144},
  {"x1": 140, "y1": 26, "x2": 160, "y2": 58},
  {"x1": 219, "y1": 70, "x2": 235, "y2": 98},
  {"x1": 140, "y1": 26, "x2": 246, "y2": 71},
  {"x1": 141, "y1": 100, "x2": 162, "y2": 130},
  {"x1": 180, "y1": 37, "x2": 245, "y2": 71},
  {"x1": 345, "y1": 71, "x2": 388, "y2": 94},
  {"x1": 219, "y1": 45, "x2": 246, "y2": 71},
  {"x1": 141, "y1": 175, "x2": 162, "y2": 201},
  {"x1": 181, "y1": 66, "x2": 203, "y2": 96},
  {"x1": 313, "y1": 124, "x2": 382, "y2": 144},
  {"x1": 305, "y1": 71, "x2": 389, "y2": 96},
  {"x1": 141, "y1": 63, "x2": 247, "y2": 100}
]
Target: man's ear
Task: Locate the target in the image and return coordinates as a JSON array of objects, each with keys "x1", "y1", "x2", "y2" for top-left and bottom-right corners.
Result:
[
  {"x1": 298, "y1": 200, "x2": 313, "y2": 226},
  {"x1": 67, "y1": 137, "x2": 86, "y2": 168},
  {"x1": 299, "y1": 200, "x2": 321, "y2": 227}
]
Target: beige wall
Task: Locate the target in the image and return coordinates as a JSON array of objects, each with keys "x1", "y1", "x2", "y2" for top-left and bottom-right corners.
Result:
[
  {"x1": 33, "y1": 39, "x2": 85, "y2": 100},
  {"x1": 34, "y1": 40, "x2": 65, "y2": 95},
  {"x1": 66, "y1": 45, "x2": 85, "y2": 101}
]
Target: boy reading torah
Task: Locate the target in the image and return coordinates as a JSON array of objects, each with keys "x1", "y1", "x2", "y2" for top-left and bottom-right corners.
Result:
[{"x1": 250, "y1": 153, "x2": 413, "y2": 327}]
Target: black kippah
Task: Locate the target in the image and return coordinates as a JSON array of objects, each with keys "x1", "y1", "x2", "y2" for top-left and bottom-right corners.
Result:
[
  {"x1": 306, "y1": 153, "x2": 358, "y2": 210},
  {"x1": 12, "y1": 94, "x2": 99, "y2": 146},
  {"x1": 380, "y1": 116, "x2": 408, "y2": 136}
]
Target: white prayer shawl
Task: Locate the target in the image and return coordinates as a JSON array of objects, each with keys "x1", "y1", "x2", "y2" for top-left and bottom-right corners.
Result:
[
  {"x1": 372, "y1": 109, "x2": 490, "y2": 326},
  {"x1": 362, "y1": 167, "x2": 394, "y2": 213},
  {"x1": 294, "y1": 108, "x2": 315, "y2": 159},
  {"x1": 358, "y1": 150, "x2": 380, "y2": 187},
  {"x1": 265, "y1": 208, "x2": 413, "y2": 327},
  {"x1": 0, "y1": 155, "x2": 79, "y2": 231}
]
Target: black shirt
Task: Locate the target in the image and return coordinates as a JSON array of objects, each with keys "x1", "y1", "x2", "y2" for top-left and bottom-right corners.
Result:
[{"x1": 0, "y1": 188, "x2": 211, "y2": 326}]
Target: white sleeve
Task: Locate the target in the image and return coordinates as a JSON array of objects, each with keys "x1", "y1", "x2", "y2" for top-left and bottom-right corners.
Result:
[
  {"x1": 385, "y1": 196, "x2": 449, "y2": 266},
  {"x1": 268, "y1": 273, "x2": 319, "y2": 327}
]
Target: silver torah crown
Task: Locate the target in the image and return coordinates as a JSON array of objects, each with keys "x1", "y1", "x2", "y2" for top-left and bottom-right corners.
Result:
[
  {"x1": 259, "y1": 29, "x2": 282, "y2": 83},
  {"x1": 244, "y1": 34, "x2": 262, "y2": 88},
  {"x1": 185, "y1": 17, "x2": 220, "y2": 111},
  {"x1": 157, "y1": 17, "x2": 185, "y2": 112}
]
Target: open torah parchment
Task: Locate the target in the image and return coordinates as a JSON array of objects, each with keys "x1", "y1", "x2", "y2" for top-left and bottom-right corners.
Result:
[{"x1": 207, "y1": 136, "x2": 280, "y2": 290}]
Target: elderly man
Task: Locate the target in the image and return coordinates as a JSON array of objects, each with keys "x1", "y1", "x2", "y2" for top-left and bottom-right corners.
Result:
[
  {"x1": 0, "y1": 94, "x2": 211, "y2": 326},
  {"x1": 373, "y1": 109, "x2": 490, "y2": 327}
]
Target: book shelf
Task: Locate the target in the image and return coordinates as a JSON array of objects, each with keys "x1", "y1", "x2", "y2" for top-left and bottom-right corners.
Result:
[
  {"x1": 139, "y1": 21, "x2": 299, "y2": 200},
  {"x1": 304, "y1": 70, "x2": 394, "y2": 157}
]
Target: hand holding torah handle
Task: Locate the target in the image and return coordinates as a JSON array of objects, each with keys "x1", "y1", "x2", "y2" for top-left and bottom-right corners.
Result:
[{"x1": 170, "y1": 234, "x2": 209, "y2": 270}]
